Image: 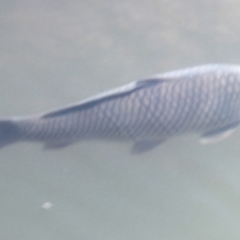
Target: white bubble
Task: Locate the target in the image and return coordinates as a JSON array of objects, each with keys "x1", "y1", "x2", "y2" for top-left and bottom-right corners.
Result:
[{"x1": 42, "y1": 202, "x2": 53, "y2": 209}]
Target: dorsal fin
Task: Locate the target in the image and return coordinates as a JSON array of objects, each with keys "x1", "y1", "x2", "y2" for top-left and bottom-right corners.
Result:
[{"x1": 42, "y1": 78, "x2": 166, "y2": 119}]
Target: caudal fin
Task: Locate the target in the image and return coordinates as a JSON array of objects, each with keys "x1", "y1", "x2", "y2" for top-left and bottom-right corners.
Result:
[{"x1": 0, "y1": 120, "x2": 21, "y2": 148}]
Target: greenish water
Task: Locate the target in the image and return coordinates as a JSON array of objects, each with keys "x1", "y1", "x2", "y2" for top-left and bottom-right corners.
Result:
[{"x1": 1, "y1": 0, "x2": 240, "y2": 239}]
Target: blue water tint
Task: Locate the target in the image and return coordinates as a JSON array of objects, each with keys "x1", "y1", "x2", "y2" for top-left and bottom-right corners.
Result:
[{"x1": 1, "y1": 0, "x2": 240, "y2": 239}]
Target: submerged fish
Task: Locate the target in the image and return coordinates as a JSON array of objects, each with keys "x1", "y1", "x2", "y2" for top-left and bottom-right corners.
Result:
[{"x1": 1, "y1": 64, "x2": 240, "y2": 154}]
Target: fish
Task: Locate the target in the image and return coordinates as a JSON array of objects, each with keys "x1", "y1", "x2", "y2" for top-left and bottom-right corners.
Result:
[{"x1": 1, "y1": 64, "x2": 240, "y2": 154}]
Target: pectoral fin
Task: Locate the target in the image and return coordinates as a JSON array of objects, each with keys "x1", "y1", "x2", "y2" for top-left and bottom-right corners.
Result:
[
  {"x1": 43, "y1": 141, "x2": 72, "y2": 150},
  {"x1": 200, "y1": 123, "x2": 239, "y2": 144},
  {"x1": 131, "y1": 139, "x2": 165, "y2": 155}
]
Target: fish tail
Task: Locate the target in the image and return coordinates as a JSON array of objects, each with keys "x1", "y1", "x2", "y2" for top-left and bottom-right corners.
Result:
[{"x1": 0, "y1": 119, "x2": 21, "y2": 148}]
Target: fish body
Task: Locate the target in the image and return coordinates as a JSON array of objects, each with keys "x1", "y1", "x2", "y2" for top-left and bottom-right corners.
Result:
[{"x1": 1, "y1": 64, "x2": 240, "y2": 153}]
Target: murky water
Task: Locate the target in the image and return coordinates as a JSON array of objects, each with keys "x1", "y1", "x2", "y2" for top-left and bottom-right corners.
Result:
[{"x1": 1, "y1": 0, "x2": 240, "y2": 239}]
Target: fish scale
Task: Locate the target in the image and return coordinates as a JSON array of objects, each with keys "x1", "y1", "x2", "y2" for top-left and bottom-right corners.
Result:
[{"x1": 1, "y1": 64, "x2": 240, "y2": 153}]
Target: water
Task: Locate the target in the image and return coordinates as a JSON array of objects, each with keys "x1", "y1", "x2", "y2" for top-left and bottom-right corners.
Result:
[{"x1": 1, "y1": 0, "x2": 240, "y2": 239}]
